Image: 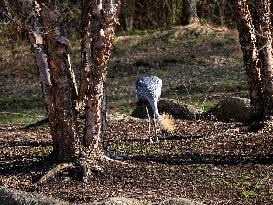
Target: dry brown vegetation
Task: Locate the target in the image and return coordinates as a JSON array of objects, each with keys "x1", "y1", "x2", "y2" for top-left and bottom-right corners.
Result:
[{"x1": 159, "y1": 113, "x2": 176, "y2": 133}]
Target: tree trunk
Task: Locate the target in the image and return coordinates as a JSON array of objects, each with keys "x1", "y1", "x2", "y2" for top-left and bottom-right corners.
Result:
[
  {"x1": 19, "y1": 0, "x2": 120, "y2": 164},
  {"x1": 20, "y1": 0, "x2": 81, "y2": 161},
  {"x1": 255, "y1": 0, "x2": 273, "y2": 115},
  {"x1": 219, "y1": 0, "x2": 225, "y2": 25},
  {"x1": 231, "y1": 0, "x2": 263, "y2": 116},
  {"x1": 181, "y1": 0, "x2": 197, "y2": 25},
  {"x1": 120, "y1": 0, "x2": 134, "y2": 31},
  {"x1": 19, "y1": 0, "x2": 79, "y2": 161},
  {"x1": 40, "y1": 4, "x2": 81, "y2": 161},
  {"x1": 78, "y1": 0, "x2": 92, "y2": 105},
  {"x1": 3, "y1": 0, "x2": 13, "y2": 19},
  {"x1": 84, "y1": 0, "x2": 120, "y2": 152}
]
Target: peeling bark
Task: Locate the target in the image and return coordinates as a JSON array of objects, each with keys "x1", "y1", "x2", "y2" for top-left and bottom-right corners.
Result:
[
  {"x1": 78, "y1": 0, "x2": 92, "y2": 105},
  {"x1": 231, "y1": 0, "x2": 263, "y2": 115},
  {"x1": 20, "y1": 0, "x2": 57, "y2": 146},
  {"x1": 18, "y1": 0, "x2": 120, "y2": 166},
  {"x1": 84, "y1": 0, "x2": 120, "y2": 152},
  {"x1": 255, "y1": 0, "x2": 273, "y2": 115},
  {"x1": 40, "y1": 4, "x2": 81, "y2": 161}
]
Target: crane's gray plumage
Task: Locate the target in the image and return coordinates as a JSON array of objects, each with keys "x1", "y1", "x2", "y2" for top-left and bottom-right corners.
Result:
[{"x1": 136, "y1": 76, "x2": 162, "y2": 119}]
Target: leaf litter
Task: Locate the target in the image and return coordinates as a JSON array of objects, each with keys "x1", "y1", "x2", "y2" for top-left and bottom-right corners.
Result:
[{"x1": 0, "y1": 113, "x2": 273, "y2": 204}]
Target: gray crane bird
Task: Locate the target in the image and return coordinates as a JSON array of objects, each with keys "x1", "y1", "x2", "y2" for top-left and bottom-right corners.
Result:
[{"x1": 136, "y1": 76, "x2": 162, "y2": 142}]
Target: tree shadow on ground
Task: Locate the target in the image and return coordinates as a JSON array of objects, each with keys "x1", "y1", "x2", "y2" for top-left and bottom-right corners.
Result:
[
  {"x1": 0, "y1": 140, "x2": 51, "y2": 147},
  {"x1": 0, "y1": 153, "x2": 54, "y2": 176},
  {"x1": 118, "y1": 153, "x2": 273, "y2": 166},
  {"x1": 2, "y1": 133, "x2": 273, "y2": 181},
  {"x1": 109, "y1": 133, "x2": 273, "y2": 166},
  {"x1": 116, "y1": 134, "x2": 203, "y2": 143},
  {"x1": 0, "y1": 139, "x2": 54, "y2": 179}
]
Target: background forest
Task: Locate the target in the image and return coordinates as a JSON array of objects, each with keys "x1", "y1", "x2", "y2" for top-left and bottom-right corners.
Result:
[
  {"x1": 1, "y1": 1, "x2": 273, "y2": 205},
  {"x1": 0, "y1": 0, "x2": 241, "y2": 124}
]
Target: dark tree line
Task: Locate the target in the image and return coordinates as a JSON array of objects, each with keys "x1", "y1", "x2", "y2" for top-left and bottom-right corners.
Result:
[
  {"x1": 119, "y1": 0, "x2": 236, "y2": 31},
  {"x1": 0, "y1": 0, "x2": 237, "y2": 37}
]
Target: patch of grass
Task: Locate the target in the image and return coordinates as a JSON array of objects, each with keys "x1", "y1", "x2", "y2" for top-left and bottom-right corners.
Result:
[
  {"x1": 241, "y1": 190, "x2": 257, "y2": 198},
  {"x1": 35, "y1": 146, "x2": 53, "y2": 157},
  {"x1": 152, "y1": 70, "x2": 166, "y2": 79},
  {"x1": 173, "y1": 79, "x2": 247, "y2": 96},
  {"x1": 210, "y1": 36, "x2": 237, "y2": 48},
  {"x1": 219, "y1": 79, "x2": 247, "y2": 92},
  {"x1": 237, "y1": 181, "x2": 253, "y2": 188},
  {"x1": 210, "y1": 177, "x2": 222, "y2": 186},
  {"x1": 113, "y1": 34, "x2": 151, "y2": 53},
  {"x1": 0, "y1": 108, "x2": 46, "y2": 125},
  {"x1": 168, "y1": 93, "x2": 218, "y2": 111},
  {"x1": 161, "y1": 56, "x2": 196, "y2": 65},
  {"x1": 108, "y1": 98, "x2": 135, "y2": 115},
  {"x1": 0, "y1": 94, "x2": 44, "y2": 110},
  {"x1": 117, "y1": 29, "x2": 155, "y2": 36},
  {"x1": 0, "y1": 93, "x2": 46, "y2": 125},
  {"x1": 12, "y1": 145, "x2": 53, "y2": 159},
  {"x1": 195, "y1": 99, "x2": 219, "y2": 110},
  {"x1": 223, "y1": 180, "x2": 233, "y2": 189},
  {"x1": 109, "y1": 142, "x2": 141, "y2": 154},
  {"x1": 173, "y1": 82, "x2": 214, "y2": 95}
]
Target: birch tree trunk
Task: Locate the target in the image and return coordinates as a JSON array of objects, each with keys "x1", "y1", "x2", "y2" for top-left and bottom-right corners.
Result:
[
  {"x1": 231, "y1": 0, "x2": 263, "y2": 116},
  {"x1": 78, "y1": 0, "x2": 92, "y2": 105},
  {"x1": 19, "y1": 0, "x2": 120, "y2": 163},
  {"x1": 20, "y1": 0, "x2": 79, "y2": 160},
  {"x1": 84, "y1": 0, "x2": 120, "y2": 152},
  {"x1": 40, "y1": 4, "x2": 82, "y2": 161},
  {"x1": 255, "y1": 0, "x2": 273, "y2": 115}
]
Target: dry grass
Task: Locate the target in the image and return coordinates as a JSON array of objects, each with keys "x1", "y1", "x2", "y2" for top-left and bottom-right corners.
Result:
[{"x1": 159, "y1": 113, "x2": 175, "y2": 133}]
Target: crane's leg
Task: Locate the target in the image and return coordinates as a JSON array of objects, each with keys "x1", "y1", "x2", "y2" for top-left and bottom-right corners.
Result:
[
  {"x1": 146, "y1": 106, "x2": 154, "y2": 143},
  {"x1": 153, "y1": 114, "x2": 159, "y2": 142},
  {"x1": 146, "y1": 105, "x2": 151, "y2": 135}
]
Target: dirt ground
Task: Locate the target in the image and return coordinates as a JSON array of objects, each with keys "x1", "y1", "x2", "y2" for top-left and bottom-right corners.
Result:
[{"x1": 1, "y1": 113, "x2": 273, "y2": 205}]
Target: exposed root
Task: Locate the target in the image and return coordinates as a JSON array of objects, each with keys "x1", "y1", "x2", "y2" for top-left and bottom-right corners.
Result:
[
  {"x1": 22, "y1": 118, "x2": 49, "y2": 130},
  {"x1": 34, "y1": 151, "x2": 131, "y2": 184},
  {"x1": 103, "y1": 152, "x2": 129, "y2": 164},
  {"x1": 35, "y1": 162, "x2": 76, "y2": 185}
]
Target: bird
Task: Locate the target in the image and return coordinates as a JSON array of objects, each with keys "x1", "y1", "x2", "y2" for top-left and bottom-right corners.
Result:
[{"x1": 136, "y1": 76, "x2": 162, "y2": 142}]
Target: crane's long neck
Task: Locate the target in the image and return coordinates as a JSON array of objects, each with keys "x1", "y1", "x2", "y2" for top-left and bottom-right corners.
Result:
[{"x1": 148, "y1": 99, "x2": 160, "y2": 119}]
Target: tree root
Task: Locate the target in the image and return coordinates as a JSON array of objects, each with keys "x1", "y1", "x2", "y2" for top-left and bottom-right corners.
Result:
[
  {"x1": 103, "y1": 152, "x2": 129, "y2": 164},
  {"x1": 22, "y1": 118, "x2": 49, "y2": 130},
  {"x1": 35, "y1": 162, "x2": 76, "y2": 185},
  {"x1": 34, "y1": 152, "x2": 130, "y2": 184}
]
